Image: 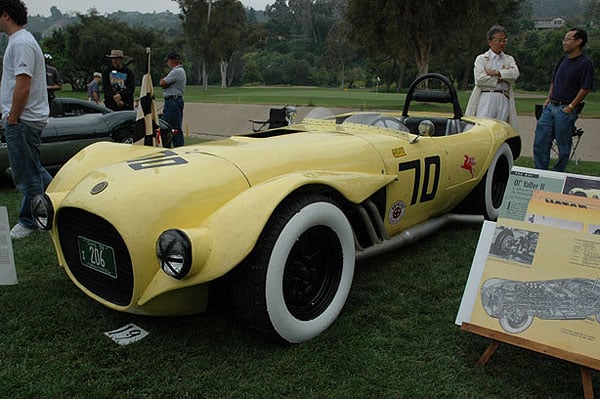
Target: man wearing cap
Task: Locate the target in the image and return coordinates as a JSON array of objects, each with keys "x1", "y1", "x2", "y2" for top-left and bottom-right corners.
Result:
[
  {"x1": 87, "y1": 72, "x2": 102, "y2": 104},
  {"x1": 160, "y1": 51, "x2": 187, "y2": 147},
  {"x1": 103, "y1": 49, "x2": 135, "y2": 111}
]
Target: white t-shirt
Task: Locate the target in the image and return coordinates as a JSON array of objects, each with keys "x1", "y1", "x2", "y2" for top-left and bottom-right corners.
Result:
[{"x1": 1, "y1": 29, "x2": 49, "y2": 122}]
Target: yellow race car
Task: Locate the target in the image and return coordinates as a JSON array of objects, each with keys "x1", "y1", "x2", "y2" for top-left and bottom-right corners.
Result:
[{"x1": 33, "y1": 73, "x2": 520, "y2": 343}]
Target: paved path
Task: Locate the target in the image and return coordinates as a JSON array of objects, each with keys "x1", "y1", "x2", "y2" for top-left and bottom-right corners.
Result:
[{"x1": 175, "y1": 102, "x2": 599, "y2": 162}]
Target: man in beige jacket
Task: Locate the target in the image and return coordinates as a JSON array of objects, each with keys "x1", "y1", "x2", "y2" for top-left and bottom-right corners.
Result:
[{"x1": 465, "y1": 25, "x2": 519, "y2": 130}]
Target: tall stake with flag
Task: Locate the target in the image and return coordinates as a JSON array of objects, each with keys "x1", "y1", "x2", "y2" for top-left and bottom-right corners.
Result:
[{"x1": 136, "y1": 47, "x2": 161, "y2": 147}]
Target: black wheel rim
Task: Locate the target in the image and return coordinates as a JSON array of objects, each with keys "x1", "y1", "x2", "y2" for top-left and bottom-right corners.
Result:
[
  {"x1": 507, "y1": 309, "x2": 527, "y2": 328},
  {"x1": 282, "y1": 225, "x2": 343, "y2": 321}
]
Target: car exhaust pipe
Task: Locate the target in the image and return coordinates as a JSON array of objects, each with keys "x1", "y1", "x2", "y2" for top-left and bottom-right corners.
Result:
[{"x1": 356, "y1": 213, "x2": 483, "y2": 261}]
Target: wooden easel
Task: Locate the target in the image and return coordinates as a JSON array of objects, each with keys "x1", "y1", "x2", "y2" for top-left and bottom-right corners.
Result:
[{"x1": 462, "y1": 322, "x2": 599, "y2": 398}]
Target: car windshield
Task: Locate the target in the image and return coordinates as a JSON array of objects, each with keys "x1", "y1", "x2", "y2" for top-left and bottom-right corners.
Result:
[
  {"x1": 343, "y1": 113, "x2": 410, "y2": 132},
  {"x1": 303, "y1": 107, "x2": 335, "y2": 121}
]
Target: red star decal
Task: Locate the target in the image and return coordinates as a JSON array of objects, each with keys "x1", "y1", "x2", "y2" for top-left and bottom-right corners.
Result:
[{"x1": 461, "y1": 154, "x2": 476, "y2": 177}]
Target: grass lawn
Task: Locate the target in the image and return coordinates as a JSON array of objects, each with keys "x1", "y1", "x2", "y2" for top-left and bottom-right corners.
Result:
[
  {"x1": 1, "y1": 86, "x2": 599, "y2": 397},
  {"x1": 1, "y1": 157, "x2": 598, "y2": 398},
  {"x1": 60, "y1": 85, "x2": 600, "y2": 118}
]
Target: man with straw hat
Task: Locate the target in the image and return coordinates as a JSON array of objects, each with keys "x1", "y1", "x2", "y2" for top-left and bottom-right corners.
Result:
[{"x1": 103, "y1": 49, "x2": 135, "y2": 111}]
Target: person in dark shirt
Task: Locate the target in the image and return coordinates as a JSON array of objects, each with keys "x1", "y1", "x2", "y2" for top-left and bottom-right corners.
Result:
[
  {"x1": 534, "y1": 28, "x2": 594, "y2": 172},
  {"x1": 103, "y1": 49, "x2": 135, "y2": 111},
  {"x1": 44, "y1": 53, "x2": 62, "y2": 108}
]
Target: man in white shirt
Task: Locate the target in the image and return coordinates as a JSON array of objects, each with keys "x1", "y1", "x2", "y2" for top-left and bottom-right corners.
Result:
[
  {"x1": 465, "y1": 25, "x2": 520, "y2": 130},
  {"x1": 0, "y1": 0, "x2": 52, "y2": 239}
]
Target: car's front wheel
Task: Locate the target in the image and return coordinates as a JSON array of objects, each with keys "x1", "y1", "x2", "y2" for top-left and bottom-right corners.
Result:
[
  {"x1": 499, "y1": 309, "x2": 533, "y2": 334},
  {"x1": 231, "y1": 194, "x2": 355, "y2": 343},
  {"x1": 494, "y1": 229, "x2": 515, "y2": 257}
]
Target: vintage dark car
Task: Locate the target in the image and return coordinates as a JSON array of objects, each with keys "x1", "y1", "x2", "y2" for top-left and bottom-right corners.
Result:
[
  {"x1": 481, "y1": 277, "x2": 600, "y2": 334},
  {"x1": 0, "y1": 98, "x2": 172, "y2": 178}
]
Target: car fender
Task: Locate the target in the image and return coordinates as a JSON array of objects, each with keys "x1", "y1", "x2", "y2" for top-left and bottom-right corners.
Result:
[{"x1": 137, "y1": 170, "x2": 396, "y2": 306}]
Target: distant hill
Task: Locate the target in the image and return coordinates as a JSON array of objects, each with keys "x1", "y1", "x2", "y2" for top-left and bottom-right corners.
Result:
[
  {"x1": 529, "y1": 0, "x2": 590, "y2": 18},
  {"x1": 26, "y1": 7, "x2": 267, "y2": 38},
  {"x1": 27, "y1": 10, "x2": 183, "y2": 38}
]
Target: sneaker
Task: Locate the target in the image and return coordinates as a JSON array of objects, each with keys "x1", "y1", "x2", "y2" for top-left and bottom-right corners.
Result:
[{"x1": 10, "y1": 223, "x2": 36, "y2": 240}]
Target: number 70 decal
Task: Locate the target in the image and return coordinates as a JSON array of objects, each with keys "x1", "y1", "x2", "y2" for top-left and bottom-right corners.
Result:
[
  {"x1": 128, "y1": 150, "x2": 188, "y2": 170},
  {"x1": 398, "y1": 156, "x2": 441, "y2": 205}
]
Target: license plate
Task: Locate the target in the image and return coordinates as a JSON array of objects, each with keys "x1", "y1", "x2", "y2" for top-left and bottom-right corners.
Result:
[{"x1": 78, "y1": 236, "x2": 117, "y2": 279}]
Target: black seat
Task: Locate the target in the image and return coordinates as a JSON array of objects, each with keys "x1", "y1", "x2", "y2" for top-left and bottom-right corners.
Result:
[
  {"x1": 50, "y1": 98, "x2": 65, "y2": 117},
  {"x1": 250, "y1": 107, "x2": 289, "y2": 132}
]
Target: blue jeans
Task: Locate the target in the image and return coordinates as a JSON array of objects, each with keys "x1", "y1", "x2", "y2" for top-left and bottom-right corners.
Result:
[
  {"x1": 163, "y1": 97, "x2": 185, "y2": 147},
  {"x1": 5, "y1": 121, "x2": 52, "y2": 228},
  {"x1": 533, "y1": 103, "x2": 577, "y2": 172}
]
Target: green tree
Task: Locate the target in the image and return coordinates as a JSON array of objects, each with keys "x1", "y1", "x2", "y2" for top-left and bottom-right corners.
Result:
[
  {"x1": 211, "y1": 0, "x2": 247, "y2": 88},
  {"x1": 432, "y1": 0, "x2": 528, "y2": 90},
  {"x1": 177, "y1": 0, "x2": 214, "y2": 90},
  {"x1": 346, "y1": 0, "x2": 413, "y2": 90},
  {"x1": 177, "y1": 0, "x2": 247, "y2": 89},
  {"x1": 347, "y1": 0, "x2": 527, "y2": 89},
  {"x1": 322, "y1": 19, "x2": 359, "y2": 89},
  {"x1": 42, "y1": 11, "x2": 171, "y2": 91}
]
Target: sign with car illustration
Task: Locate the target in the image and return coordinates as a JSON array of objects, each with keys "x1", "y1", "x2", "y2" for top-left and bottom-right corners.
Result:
[
  {"x1": 457, "y1": 167, "x2": 600, "y2": 363},
  {"x1": 481, "y1": 277, "x2": 600, "y2": 334}
]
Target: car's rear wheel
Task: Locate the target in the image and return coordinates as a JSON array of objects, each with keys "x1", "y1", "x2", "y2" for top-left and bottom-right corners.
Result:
[
  {"x1": 482, "y1": 143, "x2": 513, "y2": 220},
  {"x1": 231, "y1": 194, "x2": 355, "y2": 344}
]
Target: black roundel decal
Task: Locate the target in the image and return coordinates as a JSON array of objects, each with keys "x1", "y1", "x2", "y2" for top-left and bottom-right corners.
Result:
[{"x1": 91, "y1": 181, "x2": 108, "y2": 195}]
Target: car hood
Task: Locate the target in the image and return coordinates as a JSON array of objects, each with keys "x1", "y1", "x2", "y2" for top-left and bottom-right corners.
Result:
[{"x1": 48, "y1": 129, "x2": 386, "y2": 229}]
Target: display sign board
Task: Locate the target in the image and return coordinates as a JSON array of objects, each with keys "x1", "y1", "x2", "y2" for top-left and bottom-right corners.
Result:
[
  {"x1": 0, "y1": 206, "x2": 18, "y2": 285},
  {"x1": 456, "y1": 167, "x2": 600, "y2": 367}
]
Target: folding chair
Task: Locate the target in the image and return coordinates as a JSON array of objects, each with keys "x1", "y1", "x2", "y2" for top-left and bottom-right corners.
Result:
[
  {"x1": 249, "y1": 106, "x2": 297, "y2": 132},
  {"x1": 535, "y1": 103, "x2": 585, "y2": 165}
]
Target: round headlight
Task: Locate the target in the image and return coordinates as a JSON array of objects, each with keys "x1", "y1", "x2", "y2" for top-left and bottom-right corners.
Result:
[
  {"x1": 31, "y1": 194, "x2": 54, "y2": 230},
  {"x1": 156, "y1": 229, "x2": 192, "y2": 279}
]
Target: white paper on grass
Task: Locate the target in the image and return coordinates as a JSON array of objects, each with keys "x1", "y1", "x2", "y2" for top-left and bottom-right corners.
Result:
[
  {"x1": 0, "y1": 206, "x2": 18, "y2": 285},
  {"x1": 455, "y1": 220, "x2": 496, "y2": 326},
  {"x1": 104, "y1": 323, "x2": 149, "y2": 346}
]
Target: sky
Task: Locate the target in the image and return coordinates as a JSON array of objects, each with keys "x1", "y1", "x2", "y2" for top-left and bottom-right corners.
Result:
[{"x1": 25, "y1": 0, "x2": 273, "y2": 16}]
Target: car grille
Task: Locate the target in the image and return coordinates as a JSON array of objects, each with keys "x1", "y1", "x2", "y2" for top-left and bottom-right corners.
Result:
[{"x1": 57, "y1": 207, "x2": 133, "y2": 306}]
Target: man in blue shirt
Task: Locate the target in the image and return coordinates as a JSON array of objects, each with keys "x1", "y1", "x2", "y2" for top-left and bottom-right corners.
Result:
[{"x1": 534, "y1": 28, "x2": 594, "y2": 172}]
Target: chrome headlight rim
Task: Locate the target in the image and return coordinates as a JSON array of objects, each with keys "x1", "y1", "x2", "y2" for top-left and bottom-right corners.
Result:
[
  {"x1": 31, "y1": 194, "x2": 54, "y2": 230},
  {"x1": 156, "y1": 229, "x2": 192, "y2": 280}
]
